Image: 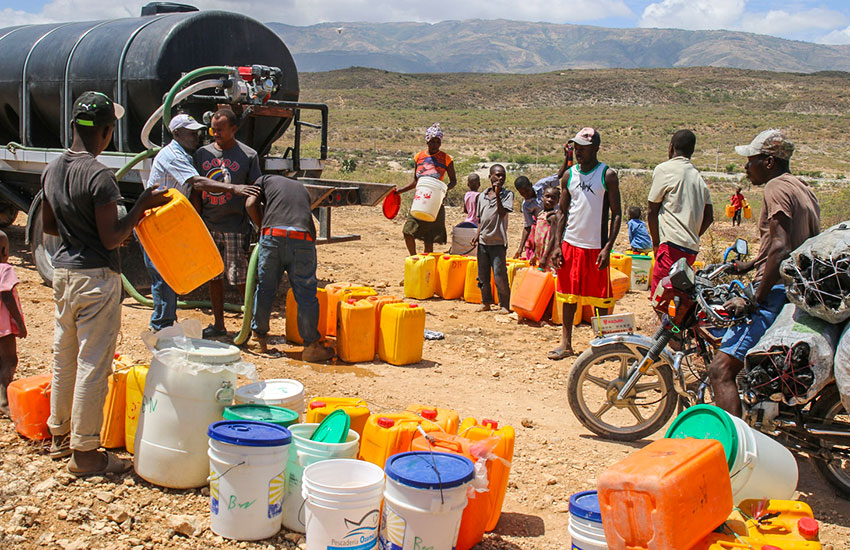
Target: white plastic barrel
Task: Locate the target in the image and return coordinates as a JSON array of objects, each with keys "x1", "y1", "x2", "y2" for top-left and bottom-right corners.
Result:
[
  {"x1": 450, "y1": 222, "x2": 478, "y2": 256},
  {"x1": 410, "y1": 176, "x2": 447, "y2": 222},
  {"x1": 629, "y1": 254, "x2": 652, "y2": 291},
  {"x1": 207, "y1": 421, "x2": 291, "y2": 541},
  {"x1": 380, "y1": 451, "x2": 474, "y2": 550},
  {"x1": 282, "y1": 423, "x2": 361, "y2": 533},
  {"x1": 235, "y1": 379, "x2": 306, "y2": 421},
  {"x1": 302, "y1": 459, "x2": 385, "y2": 550},
  {"x1": 569, "y1": 491, "x2": 608, "y2": 550},
  {"x1": 134, "y1": 338, "x2": 239, "y2": 488}
]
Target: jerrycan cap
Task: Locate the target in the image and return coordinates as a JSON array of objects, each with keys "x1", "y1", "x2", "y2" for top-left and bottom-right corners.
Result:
[
  {"x1": 309, "y1": 400, "x2": 326, "y2": 410},
  {"x1": 420, "y1": 409, "x2": 438, "y2": 420},
  {"x1": 409, "y1": 304, "x2": 419, "y2": 309},
  {"x1": 347, "y1": 299, "x2": 356, "y2": 304},
  {"x1": 443, "y1": 255, "x2": 451, "y2": 259},
  {"x1": 482, "y1": 419, "x2": 499, "y2": 429},
  {"x1": 569, "y1": 490, "x2": 602, "y2": 522},
  {"x1": 377, "y1": 417, "x2": 396, "y2": 428},
  {"x1": 798, "y1": 518, "x2": 819, "y2": 538}
]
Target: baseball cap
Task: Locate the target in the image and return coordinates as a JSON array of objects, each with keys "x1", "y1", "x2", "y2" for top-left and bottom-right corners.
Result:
[
  {"x1": 168, "y1": 113, "x2": 205, "y2": 133},
  {"x1": 569, "y1": 127, "x2": 600, "y2": 146},
  {"x1": 71, "y1": 91, "x2": 124, "y2": 127},
  {"x1": 734, "y1": 129, "x2": 794, "y2": 160}
]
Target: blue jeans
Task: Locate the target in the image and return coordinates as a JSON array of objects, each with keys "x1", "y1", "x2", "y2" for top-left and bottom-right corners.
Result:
[
  {"x1": 719, "y1": 284, "x2": 787, "y2": 362},
  {"x1": 477, "y1": 244, "x2": 510, "y2": 306},
  {"x1": 143, "y1": 249, "x2": 177, "y2": 331},
  {"x1": 251, "y1": 235, "x2": 320, "y2": 344}
]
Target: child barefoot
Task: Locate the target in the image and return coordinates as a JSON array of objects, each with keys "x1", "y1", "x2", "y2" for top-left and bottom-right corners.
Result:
[
  {"x1": 463, "y1": 173, "x2": 481, "y2": 226},
  {"x1": 524, "y1": 187, "x2": 561, "y2": 270},
  {"x1": 627, "y1": 206, "x2": 653, "y2": 253},
  {"x1": 0, "y1": 230, "x2": 26, "y2": 417}
]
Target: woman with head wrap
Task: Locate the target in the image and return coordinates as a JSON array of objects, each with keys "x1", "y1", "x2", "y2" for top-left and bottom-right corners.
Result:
[{"x1": 397, "y1": 123, "x2": 458, "y2": 255}]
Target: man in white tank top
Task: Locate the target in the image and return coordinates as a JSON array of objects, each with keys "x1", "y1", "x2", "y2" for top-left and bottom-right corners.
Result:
[{"x1": 542, "y1": 128, "x2": 622, "y2": 360}]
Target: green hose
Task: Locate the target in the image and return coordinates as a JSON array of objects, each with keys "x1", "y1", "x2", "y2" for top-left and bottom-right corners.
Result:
[
  {"x1": 161, "y1": 65, "x2": 232, "y2": 129},
  {"x1": 115, "y1": 148, "x2": 159, "y2": 181},
  {"x1": 232, "y1": 244, "x2": 260, "y2": 346},
  {"x1": 121, "y1": 274, "x2": 244, "y2": 313}
]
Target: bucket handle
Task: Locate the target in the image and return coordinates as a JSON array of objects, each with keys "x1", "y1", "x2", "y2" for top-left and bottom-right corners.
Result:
[
  {"x1": 208, "y1": 460, "x2": 246, "y2": 482},
  {"x1": 729, "y1": 450, "x2": 757, "y2": 480},
  {"x1": 215, "y1": 381, "x2": 235, "y2": 404}
]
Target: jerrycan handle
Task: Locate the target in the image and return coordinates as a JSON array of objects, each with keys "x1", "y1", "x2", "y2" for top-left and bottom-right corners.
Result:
[{"x1": 215, "y1": 381, "x2": 235, "y2": 404}]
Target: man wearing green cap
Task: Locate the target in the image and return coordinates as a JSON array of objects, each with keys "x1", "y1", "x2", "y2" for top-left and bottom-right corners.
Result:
[{"x1": 41, "y1": 91, "x2": 169, "y2": 475}]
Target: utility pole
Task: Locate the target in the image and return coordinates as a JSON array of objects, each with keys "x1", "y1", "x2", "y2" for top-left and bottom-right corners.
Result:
[{"x1": 715, "y1": 144, "x2": 719, "y2": 173}]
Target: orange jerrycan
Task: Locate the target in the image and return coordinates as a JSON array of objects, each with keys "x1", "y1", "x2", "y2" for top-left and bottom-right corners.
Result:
[
  {"x1": 405, "y1": 404, "x2": 460, "y2": 434},
  {"x1": 338, "y1": 299, "x2": 376, "y2": 363},
  {"x1": 124, "y1": 364, "x2": 149, "y2": 454},
  {"x1": 365, "y1": 295, "x2": 402, "y2": 349},
  {"x1": 7, "y1": 373, "x2": 52, "y2": 440},
  {"x1": 463, "y1": 259, "x2": 498, "y2": 304},
  {"x1": 511, "y1": 268, "x2": 555, "y2": 322},
  {"x1": 436, "y1": 255, "x2": 469, "y2": 299},
  {"x1": 285, "y1": 287, "x2": 328, "y2": 344},
  {"x1": 135, "y1": 188, "x2": 223, "y2": 294},
  {"x1": 324, "y1": 282, "x2": 353, "y2": 337},
  {"x1": 404, "y1": 255, "x2": 437, "y2": 299},
  {"x1": 597, "y1": 438, "x2": 733, "y2": 550},
  {"x1": 101, "y1": 355, "x2": 133, "y2": 448},
  {"x1": 725, "y1": 203, "x2": 735, "y2": 218},
  {"x1": 409, "y1": 432, "x2": 489, "y2": 550},
  {"x1": 608, "y1": 252, "x2": 632, "y2": 281},
  {"x1": 359, "y1": 412, "x2": 439, "y2": 468},
  {"x1": 458, "y1": 418, "x2": 515, "y2": 531},
  {"x1": 743, "y1": 203, "x2": 752, "y2": 219},
  {"x1": 506, "y1": 258, "x2": 530, "y2": 288},
  {"x1": 307, "y1": 397, "x2": 371, "y2": 437},
  {"x1": 691, "y1": 499, "x2": 821, "y2": 550},
  {"x1": 378, "y1": 302, "x2": 426, "y2": 365},
  {"x1": 510, "y1": 266, "x2": 528, "y2": 301},
  {"x1": 609, "y1": 267, "x2": 629, "y2": 301}
]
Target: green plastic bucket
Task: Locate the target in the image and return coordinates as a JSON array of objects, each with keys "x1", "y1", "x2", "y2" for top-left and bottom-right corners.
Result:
[{"x1": 223, "y1": 404, "x2": 299, "y2": 428}]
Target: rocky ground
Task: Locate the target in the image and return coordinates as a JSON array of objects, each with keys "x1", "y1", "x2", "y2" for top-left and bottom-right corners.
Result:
[{"x1": 0, "y1": 204, "x2": 848, "y2": 549}]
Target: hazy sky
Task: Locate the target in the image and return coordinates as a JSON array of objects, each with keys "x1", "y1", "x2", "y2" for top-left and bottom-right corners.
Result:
[{"x1": 2, "y1": 0, "x2": 849, "y2": 44}]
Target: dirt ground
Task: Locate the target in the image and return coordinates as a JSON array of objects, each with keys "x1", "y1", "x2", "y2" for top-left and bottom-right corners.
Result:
[{"x1": 1, "y1": 204, "x2": 848, "y2": 550}]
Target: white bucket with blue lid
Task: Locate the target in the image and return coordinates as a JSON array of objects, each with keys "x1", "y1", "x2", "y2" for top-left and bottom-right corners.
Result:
[
  {"x1": 207, "y1": 420, "x2": 291, "y2": 541},
  {"x1": 569, "y1": 490, "x2": 608, "y2": 550},
  {"x1": 380, "y1": 451, "x2": 475, "y2": 550}
]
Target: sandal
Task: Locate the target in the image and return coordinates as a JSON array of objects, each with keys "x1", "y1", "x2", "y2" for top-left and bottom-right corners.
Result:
[
  {"x1": 68, "y1": 451, "x2": 132, "y2": 477},
  {"x1": 547, "y1": 348, "x2": 575, "y2": 361},
  {"x1": 202, "y1": 324, "x2": 227, "y2": 338},
  {"x1": 49, "y1": 433, "x2": 72, "y2": 459},
  {"x1": 262, "y1": 348, "x2": 283, "y2": 358}
]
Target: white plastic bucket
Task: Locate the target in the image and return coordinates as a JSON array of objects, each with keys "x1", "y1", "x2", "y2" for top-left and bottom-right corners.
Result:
[
  {"x1": 207, "y1": 421, "x2": 291, "y2": 541},
  {"x1": 380, "y1": 451, "x2": 474, "y2": 550},
  {"x1": 235, "y1": 379, "x2": 306, "y2": 421},
  {"x1": 282, "y1": 423, "x2": 361, "y2": 533},
  {"x1": 134, "y1": 338, "x2": 240, "y2": 489},
  {"x1": 302, "y1": 459, "x2": 385, "y2": 550},
  {"x1": 568, "y1": 491, "x2": 607, "y2": 550},
  {"x1": 450, "y1": 222, "x2": 478, "y2": 256},
  {"x1": 410, "y1": 176, "x2": 447, "y2": 222},
  {"x1": 727, "y1": 413, "x2": 798, "y2": 502},
  {"x1": 630, "y1": 254, "x2": 652, "y2": 291}
]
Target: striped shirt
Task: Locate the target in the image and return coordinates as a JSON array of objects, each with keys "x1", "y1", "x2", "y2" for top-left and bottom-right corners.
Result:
[{"x1": 147, "y1": 140, "x2": 198, "y2": 196}]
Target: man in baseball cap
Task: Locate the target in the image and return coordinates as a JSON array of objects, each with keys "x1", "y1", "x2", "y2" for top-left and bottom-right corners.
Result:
[
  {"x1": 707, "y1": 129, "x2": 820, "y2": 417},
  {"x1": 71, "y1": 91, "x2": 125, "y2": 127},
  {"x1": 568, "y1": 127, "x2": 601, "y2": 147}
]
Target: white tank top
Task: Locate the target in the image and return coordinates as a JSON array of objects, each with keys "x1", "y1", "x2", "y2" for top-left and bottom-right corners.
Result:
[{"x1": 562, "y1": 162, "x2": 610, "y2": 249}]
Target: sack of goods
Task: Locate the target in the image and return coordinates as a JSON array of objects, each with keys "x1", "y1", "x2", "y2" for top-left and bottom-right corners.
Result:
[
  {"x1": 744, "y1": 303, "x2": 840, "y2": 406},
  {"x1": 834, "y1": 323, "x2": 850, "y2": 414},
  {"x1": 781, "y1": 221, "x2": 850, "y2": 324}
]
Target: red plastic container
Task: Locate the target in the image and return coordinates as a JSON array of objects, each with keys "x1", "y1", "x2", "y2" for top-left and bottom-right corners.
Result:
[
  {"x1": 510, "y1": 269, "x2": 555, "y2": 321},
  {"x1": 7, "y1": 373, "x2": 52, "y2": 440}
]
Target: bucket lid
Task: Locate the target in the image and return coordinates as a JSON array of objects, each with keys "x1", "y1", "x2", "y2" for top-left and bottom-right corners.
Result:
[
  {"x1": 208, "y1": 420, "x2": 291, "y2": 447},
  {"x1": 236, "y1": 379, "x2": 304, "y2": 404},
  {"x1": 569, "y1": 491, "x2": 602, "y2": 522},
  {"x1": 223, "y1": 404, "x2": 299, "y2": 427},
  {"x1": 156, "y1": 337, "x2": 241, "y2": 364},
  {"x1": 383, "y1": 189, "x2": 401, "y2": 219},
  {"x1": 310, "y1": 409, "x2": 351, "y2": 444},
  {"x1": 664, "y1": 404, "x2": 739, "y2": 469},
  {"x1": 386, "y1": 451, "x2": 474, "y2": 490}
]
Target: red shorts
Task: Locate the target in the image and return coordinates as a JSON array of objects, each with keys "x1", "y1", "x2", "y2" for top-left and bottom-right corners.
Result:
[
  {"x1": 556, "y1": 242, "x2": 613, "y2": 309},
  {"x1": 651, "y1": 242, "x2": 697, "y2": 295}
]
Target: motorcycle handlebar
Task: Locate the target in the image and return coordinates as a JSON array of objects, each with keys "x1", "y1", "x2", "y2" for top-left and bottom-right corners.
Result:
[{"x1": 696, "y1": 284, "x2": 749, "y2": 328}]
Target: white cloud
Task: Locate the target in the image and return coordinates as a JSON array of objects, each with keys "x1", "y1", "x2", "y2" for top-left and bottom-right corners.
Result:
[
  {"x1": 820, "y1": 25, "x2": 850, "y2": 45},
  {"x1": 0, "y1": 0, "x2": 632, "y2": 26},
  {"x1": 640, "y1": 0, "x2": 745, "y2": 30}
]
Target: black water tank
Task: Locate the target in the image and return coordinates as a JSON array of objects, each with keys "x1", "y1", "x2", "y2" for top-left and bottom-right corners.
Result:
[{"x1": 0, "y1": 10, "x2": 299, "y2": 153}]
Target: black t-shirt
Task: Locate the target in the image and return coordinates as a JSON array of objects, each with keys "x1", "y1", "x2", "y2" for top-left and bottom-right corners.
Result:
[
  {"x1": 257, "y1": 175, "x2": 316, "y2": 239},
  {"x1": 193, "y1": 140, "x2": 261, "y2": 233},
  {"x1": 41, "y1": 151, "x2": 122, "y2": 272}
]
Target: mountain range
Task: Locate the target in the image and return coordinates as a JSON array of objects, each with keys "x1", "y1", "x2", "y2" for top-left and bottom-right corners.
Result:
[{"x1": 269, "y1": 19, "x2": 850, "y2": 74}]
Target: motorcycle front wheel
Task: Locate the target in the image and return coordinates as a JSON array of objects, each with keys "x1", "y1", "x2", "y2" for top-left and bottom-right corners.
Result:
[
  {"x1": 809, "y1": 385, "x2": 850, "y2": 499},
  {"x1": 568, "y1": 342, "x2": 678, "y2": 441}
]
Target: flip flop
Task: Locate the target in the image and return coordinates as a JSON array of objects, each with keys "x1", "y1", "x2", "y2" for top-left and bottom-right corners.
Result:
[
  {"x1": 547, "y1": 348, "x2": 575, "y2": 361},
  {"x1": 262, "y1": 348, "x2": 284, "y2": 358},
  {"x1": 68, "y1": 452, "x2": 132, "y2": 477}
]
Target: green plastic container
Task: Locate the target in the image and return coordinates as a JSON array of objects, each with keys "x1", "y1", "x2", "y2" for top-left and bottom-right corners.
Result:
[
  {"x1": 223, "y1": 404, "x2": 299, "y2": 427},
  {"x1": 665, "y1": 404, "x2": 738, "y2": 469}
]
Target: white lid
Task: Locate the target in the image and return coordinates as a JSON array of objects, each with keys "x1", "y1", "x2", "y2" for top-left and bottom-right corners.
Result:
[
  {"x1": 155, "y1": 337, "x2": 242, "y2": 364},
  {"x1": 236, "y1": 379, "x2": 305, "y2": 404}
]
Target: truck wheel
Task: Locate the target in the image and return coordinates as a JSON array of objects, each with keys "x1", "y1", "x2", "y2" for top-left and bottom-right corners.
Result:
[
  {"x1": 28, "y1": 199, "x2": 60, "y2": 286},
  {"x1": 0, "y1": 201, "x2": 18, "y2": 228}
]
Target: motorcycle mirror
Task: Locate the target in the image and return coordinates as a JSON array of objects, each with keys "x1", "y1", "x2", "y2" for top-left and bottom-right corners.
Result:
[{"x1": 734, "y1": 238, "x2": 748, "y2": 257}]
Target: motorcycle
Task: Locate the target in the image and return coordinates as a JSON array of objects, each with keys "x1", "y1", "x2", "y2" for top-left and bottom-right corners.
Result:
[{"x1": 567, "y1": 239, "x2": 850, "y2": 498}]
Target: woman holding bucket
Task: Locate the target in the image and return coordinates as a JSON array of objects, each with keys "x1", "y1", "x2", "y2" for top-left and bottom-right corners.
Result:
[{"x1": 398, "y1": 123, "x2": 458, "y2": 256}]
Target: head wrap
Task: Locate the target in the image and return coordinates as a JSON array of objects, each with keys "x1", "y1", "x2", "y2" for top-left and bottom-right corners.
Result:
[{"x1": 425, "y1": 123, "x2": 443, "y2": 142}]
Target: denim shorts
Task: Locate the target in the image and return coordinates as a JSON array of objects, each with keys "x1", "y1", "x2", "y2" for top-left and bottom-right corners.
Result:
[{"x1": 718, "y1": 284, "x2": 787, "y2": 362}]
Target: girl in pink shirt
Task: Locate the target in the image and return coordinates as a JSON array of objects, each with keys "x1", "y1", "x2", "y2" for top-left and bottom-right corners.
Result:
[
  {"x1": 0, "y1": 230, "x2": 26, "y2": 417},
  {"x1": 462, "y1": 173, "x2": 481, "y2": 225}
]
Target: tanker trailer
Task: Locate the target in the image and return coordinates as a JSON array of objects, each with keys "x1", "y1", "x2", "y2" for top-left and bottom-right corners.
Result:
[{"x1": 0, "y1": 2, "x2": 393, "y2": 285}]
